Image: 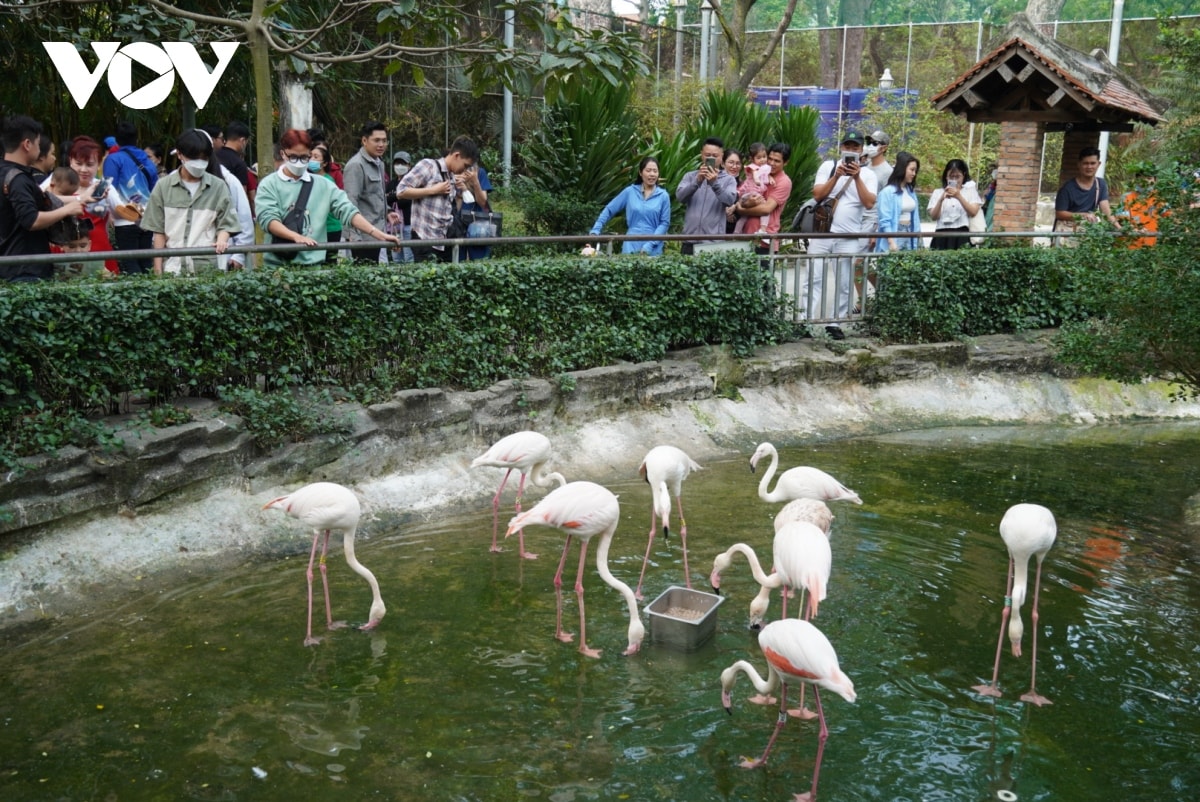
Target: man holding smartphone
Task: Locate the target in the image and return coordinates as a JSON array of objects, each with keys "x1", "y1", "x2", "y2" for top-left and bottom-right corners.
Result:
[
  {"x1": 807, "y1": 131, "x2": 878, "y2": 338},
  {"x1": 676, "y1": 137, "x2": 737, "y2": 254}
]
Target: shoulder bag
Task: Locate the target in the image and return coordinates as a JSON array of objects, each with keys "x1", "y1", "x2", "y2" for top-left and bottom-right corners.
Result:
[{"x1": 270, "y1": 178, "x2": 315, "y2": 261}]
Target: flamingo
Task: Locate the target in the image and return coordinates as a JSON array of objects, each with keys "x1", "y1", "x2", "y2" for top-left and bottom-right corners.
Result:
[
  {"x1": 973, "y1": 503, "x2": 1057, "y2": 706},
  {"x1": 506, "y1": 481, "x2": 644, "y2": 659},
  {"x1": 472, "y1": 431, "x2": 566, "y2": 560},
  {"x1": 263, "y1": 482, "x2": 385, "y2": 646},
  {"x1": 750, "y1": 442, "x2": 862, "y2": 505},
  {"x1": 711, "y1": 521, "x2": 831, "y2": 626},
  {"x1": 774, "y1": 498, "x2": 833, "y2": 535},
  {"x1": 720, "y1": 618, "x2": 857, "y2": 801},
  {"x1": 635, "y1": 445, "x2": 703, "y2": 599}
]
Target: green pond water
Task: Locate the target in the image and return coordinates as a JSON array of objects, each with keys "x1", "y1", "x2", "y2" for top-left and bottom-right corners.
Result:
[{"x1": 2, "y1": 422, "x2": 1199, "y2": 801}]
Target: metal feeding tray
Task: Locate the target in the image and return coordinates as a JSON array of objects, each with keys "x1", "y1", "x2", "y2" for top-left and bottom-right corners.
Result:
[{"x1": 646, "y1": 586, "x2": 725, "y2": 651}]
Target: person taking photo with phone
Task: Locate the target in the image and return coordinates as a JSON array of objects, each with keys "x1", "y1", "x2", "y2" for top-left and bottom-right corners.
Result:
[
  {"x1": 676, "y1": 137, "x2": 737, "y2": 254},
  {"x1": 928, "y1": 159, "x2": 981, "y2": 250}
]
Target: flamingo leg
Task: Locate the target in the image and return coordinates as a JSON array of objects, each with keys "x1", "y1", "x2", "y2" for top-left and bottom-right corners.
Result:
[
  {"x1": 792, "y1": 687, "x2": 829, "y2": 802},
  {"x1": 635, "y1": 516, "x2": 657, "y2": 602},
  {"x1": 741, "y1": 683, "x2": 789, "y2": 768},
  {"x1": 489, "y1": 469, "x2": 514, "y2": 552},
  {"x1": 552, "y1": 536, "x2": 574, "y2": 644},
  {"x1": 304, "y1": 529, "x2": 322, "y2": 646},
  {"x1": 512, "y1": 472, "x2": 538, "y2": 560},
  {"x1": 319, "y1": 530, "x2": 347, "y2": 631},
  {"x1": 972, "y1": 556, "x2": 1014, "y2": 699},
  {"x1": 575, "y1": 540, "x2": 601, "y2": 659},
  {"x1": 677, "y1": 494, "x2": 690, "y2": 589},
  {"x1": 1020, "y1": 557, "x2": 1052, "y2": 706}
]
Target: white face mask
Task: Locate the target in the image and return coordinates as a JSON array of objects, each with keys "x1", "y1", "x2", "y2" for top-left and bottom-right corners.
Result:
[
  {"x1": 862, "y1": 145, "x2": 879, "y2": 158},
  {"x1": 284, "y1": 160, "x2": 307, "y2": 177},
  {"x1": 182, "y1": 159, "x2": 208, "y2": 177},
  {"x1": 394, "y1": 164, "x2": 409, "y2": 177}
]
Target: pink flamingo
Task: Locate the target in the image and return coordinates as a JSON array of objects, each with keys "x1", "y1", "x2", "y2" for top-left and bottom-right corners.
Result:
[
  {"x1": 635, "y1": 445, "x2": 703, "y2": 599},
  {"x1": 506, "y1": 481, "x2": 644, "y2": 659},
  {"x1": 472, "y1": 431, "x2": 566, "y2": 560},
  {"x1": 721, "y1": 618, "x2": 857, "y2": 801},
  {"x1": 774, "y1": 498, "x2": 834, "y2": 535},
  {"x1": 750, "y1": 442, "x2": 862, "y2": 505},
  {"x1": 263, "y1": 482, "x2": 385, "y2": 646},
  {"x1": 973, "y1": 503, "x2": 1057, "y2": 705}
]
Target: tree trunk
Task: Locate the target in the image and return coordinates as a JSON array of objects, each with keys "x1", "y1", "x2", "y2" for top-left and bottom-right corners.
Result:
[{"x1": 1025, "y1": 0, "x2": 1067, "y2": 24}]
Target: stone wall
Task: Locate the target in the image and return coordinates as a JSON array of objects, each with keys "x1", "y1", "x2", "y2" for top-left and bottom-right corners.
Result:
[{"x1": 3, "y1": 331, "x2": 1198, "y2": 621}]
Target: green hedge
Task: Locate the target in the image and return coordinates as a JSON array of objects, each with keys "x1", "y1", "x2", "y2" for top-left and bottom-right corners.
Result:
[
  {"x1": 0, "y1": 253, "x2": 784, "y2": 422},
  {"x1": 868, "y1": 246, "x2": 1084, "y2": 343}
]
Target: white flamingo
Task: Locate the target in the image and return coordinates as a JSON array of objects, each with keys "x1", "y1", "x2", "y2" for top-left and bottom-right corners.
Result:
[
  {"x1": 506, "y1": 481, "x2": 644, "y2": 659},
  {"x1": 263, "y1": 482, "x2": 385, "y2": 646},
  {"x1": 973, "y1": 503, "x2": 1057, "y2": 705},
  {"x1": 635, "y1": 445, "x2": 703, "y2": 599},
  {"x1": 472, "y1": 431, "x2": 566, "y2": 559},
  {"x1": 774, "y1": 498, "x2": 834, "y2": 535},
  {"x1": 750, "y1": 442, "x2": 862, "y2": 505},
  {"x1": 720, "y1": 618, "x2": 857, "y2": 801}
]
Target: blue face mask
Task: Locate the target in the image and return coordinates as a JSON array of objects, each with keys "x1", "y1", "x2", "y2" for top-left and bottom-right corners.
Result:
[{"x1": 308, "y1": 160, "x2": 322, "y2": 173}]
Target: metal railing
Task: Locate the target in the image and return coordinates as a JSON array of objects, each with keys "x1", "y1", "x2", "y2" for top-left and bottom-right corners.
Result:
[{"x1": 0, "y1": 228, "x2": 1089, "y2": 326}]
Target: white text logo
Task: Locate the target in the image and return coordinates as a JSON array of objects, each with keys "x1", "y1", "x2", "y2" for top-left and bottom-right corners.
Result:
[{"x1": 42, "y1": 42, "x2": 240, "y2": 110}]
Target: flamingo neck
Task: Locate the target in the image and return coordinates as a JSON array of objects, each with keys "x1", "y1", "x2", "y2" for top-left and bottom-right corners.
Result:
[
  {"x1": 530, "y1": 464, "x2": 566, "y2": 489},
  {"x1": 720, "y1": 543, "x2": 779, "y2": 588},
  {"x1": 342, "y1": 528, "x2": 385, "y2": 622},
  {"x1": 757, "y1": 448, "x2": 782, "y2": 503},
  {"x1": 594, "y1": 524, "x2": 644, "y2": 646},
  {"x1": 723, "y1": 658, "x2": 780, "y2": 699}
]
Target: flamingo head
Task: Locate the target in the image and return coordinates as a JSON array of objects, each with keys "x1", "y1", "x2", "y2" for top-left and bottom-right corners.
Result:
[
  {"x1": 364, "y1": 598, "x2": 387, "y2": 629},
  {"x1": 749, "y1": 443, "x2": 770, "y2": 473},
  {"x1": 748, "y1": 586, "x2": 771, "y2": 629},
  {"x1": 710, "y1": 552, "x2": 732, "y2": 591},
  {"x1": 719, "y1": 666, "x2": 739, "y2": 713},
  {"x1": 1007, "y1": 612, "x2": 1025, "y2": 658},
  {"x1": 623, "y1": 618, "x2": 646, "y2": 656}
]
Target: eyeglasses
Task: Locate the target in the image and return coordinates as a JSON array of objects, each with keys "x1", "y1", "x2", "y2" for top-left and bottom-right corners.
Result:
[
  {"x1": 866, "y1": 139, "x2": 881, "y2": 146},
  {"x1": 284, "y1": 153, "x2": 310, "y2": 164}
]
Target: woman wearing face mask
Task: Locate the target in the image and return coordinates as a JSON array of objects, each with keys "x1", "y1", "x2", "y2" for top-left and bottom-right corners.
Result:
[
  {"x1": 309, "y1": 144, "x2": 344, "y2": 263},
  {"x1": 140, "y1": 129, "x2": 241, "y2": 275},
  {"x1": 256, "y1": 129, "x2": 400, "y2": 267},
  {"x1": 386, "y1": 150, "x2": 414, "y2": 262}
]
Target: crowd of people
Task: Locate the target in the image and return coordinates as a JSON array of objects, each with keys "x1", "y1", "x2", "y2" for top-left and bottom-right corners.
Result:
[
  {"x1": 3, "y1": 112, "x2": 1136, "y2": 303},
  {"x1": 0, "y1": 114, "x2": 498, "y2": 282}
]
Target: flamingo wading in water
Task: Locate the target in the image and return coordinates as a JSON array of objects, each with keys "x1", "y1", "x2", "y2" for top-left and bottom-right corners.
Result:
[
  {"x1": 506, "y1": 481, "x2": 644, "y2": 659},
  {"x1": 973, "y1": 503, "x2": 1057, "y2": 705},
  {"x1": 472, "y1": 431, "x2": 566, "y2": 560},
  {"x1": 720, "y1": 618, "x2": 857, "y2": 801},
  {"x1": 263, "y1": 482, "x2": 386, "y2": 646},
  {"x1": 750, "y1": 442, "x2": 863, "y2": 505},
  {"x1": 635, "y1": 445, "x2": 703, "y2": 599}
]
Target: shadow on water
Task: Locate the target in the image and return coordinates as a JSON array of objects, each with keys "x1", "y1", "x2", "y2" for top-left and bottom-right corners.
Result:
[{"x1": 3, "y1": 422, "x2": 1200, "y2": 800}]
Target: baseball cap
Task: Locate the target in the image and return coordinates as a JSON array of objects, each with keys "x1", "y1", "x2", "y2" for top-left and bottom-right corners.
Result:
[
  {"x1": 868, "y1": 130, "x2": 891, "y2": 145},
  {"x1": 840, "y1": 131, "x2": 864, "y2": 146},
  {"x1": 392, "y1": 150, "x2": 412, "y2": 164}
]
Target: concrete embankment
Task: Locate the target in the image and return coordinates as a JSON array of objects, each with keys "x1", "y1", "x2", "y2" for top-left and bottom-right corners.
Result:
[{"x1": 2, "y1": 331, "x2": 1197, "y2": 623}]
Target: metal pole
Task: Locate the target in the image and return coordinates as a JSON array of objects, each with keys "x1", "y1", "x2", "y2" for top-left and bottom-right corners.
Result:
[
  {"x1": 838, "y1": 25, "x2": 847, "y2": 134},
  {"x1": 967, "y1": 20, "x2": 983, "y2": 163},
  {"x1": 699, "y1": 1, "x2": 711, "y2": 83},
  {"x1": 674, "y1": 3, "x2": 684, "y2": 126},
  {"x1": 502, "y1": 8, "x2": 514, "y2": 186},
  {"x1": 779, "y1": 32, "x2": 785, "y2": 91},
  {"x1": 1097, "y1": 0, "x2": 1125, "y2": 177}
]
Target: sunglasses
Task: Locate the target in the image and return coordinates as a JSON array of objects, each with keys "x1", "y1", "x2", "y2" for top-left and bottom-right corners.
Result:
[{"x1": 866, "y1": 139, "x2": 883, "y2": 146}]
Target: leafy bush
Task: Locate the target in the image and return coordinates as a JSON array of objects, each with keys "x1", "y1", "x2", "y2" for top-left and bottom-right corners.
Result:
[
  {"x1": 868, "y1": 247, "x2": 1081, "y2": 343},
  {"x1": 1055, "y1": 174, "x2": 1200, "y2": 399},
  {"x1": 508, "y1": 177, "x2": 597, "y2": 241},
  {"x1": 218, "y1": 385, "x2": 352, "y2": 451}
]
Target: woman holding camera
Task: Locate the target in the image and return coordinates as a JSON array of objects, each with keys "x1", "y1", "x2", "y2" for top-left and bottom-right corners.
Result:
[
  {"x1": 928, "y1": 159, "x2": 982, "y2": 250},
  {"x1": 588, "y1": 156, "x2": 670, "y2": 256}
]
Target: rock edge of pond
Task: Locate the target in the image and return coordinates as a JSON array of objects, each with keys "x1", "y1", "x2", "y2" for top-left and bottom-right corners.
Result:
[{"x1": 3, "y1": 329, "x2": 1199, "y2": 625}]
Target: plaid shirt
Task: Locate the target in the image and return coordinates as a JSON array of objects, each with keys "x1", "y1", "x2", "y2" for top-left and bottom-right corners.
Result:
[{"x1": 397, "y1": 157, "x2": 457, "y2": 245}]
